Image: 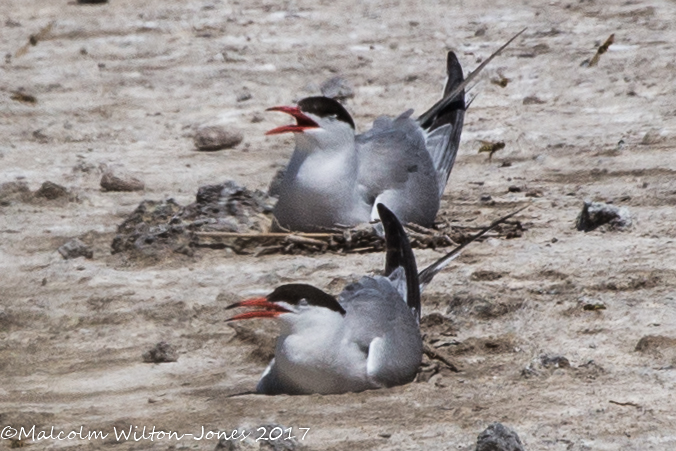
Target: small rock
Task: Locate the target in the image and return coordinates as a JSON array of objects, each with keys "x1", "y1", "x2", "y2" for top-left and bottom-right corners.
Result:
[
  {"x1": 540, "y1": 354, "x2": 570, "y2": 369},
  {"x1": 142, "y1": 341, "x2": 178, "y2": 363},
  {"x1": 215, "y1": 438, "x2": 239, "y2": 450},
  {"x1": 522, "y1": 95, "x2": 546, "y2": 105},
  {"x1": 34, "y1": 181, "x2": 68, "y2": 200},
  {"x1": 507, "y1": 186, "x2": 522, "y2": 193},
  {"x1": 58, "y1": 238, "x2": 93, "y2": 260},
  {"x1": 320, "y1": 76, "x2": 354, "y2": 102},
  {"x1": 480, "y1": 194, "x2": 492, "y2": 202},
  {"x1": 576, "y1": 200, "x2": 631, "y2": 232},
  {"x1": 194, "y1": 125, "x2": 243, "y2": 151},
  {"x1": 641, "y1": 129, "x2": 664, "y2": 145},
  {"x1": 475, "y1": 422, "x2": 524, "y2": 451},
  {"x1": 101, "y1": 167, "x2": 145, "y2": 192},
  {"x1": 635, "y1": 335, "x2": 676, "y2": 354},
  {"x1": 236, "y1": 89, "x2": 252, "y2": 102}
]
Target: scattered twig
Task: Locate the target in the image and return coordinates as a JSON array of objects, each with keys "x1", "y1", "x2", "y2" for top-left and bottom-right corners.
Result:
[{"x1": 609, "y1": 400, "x2": 641, "y2": 408}]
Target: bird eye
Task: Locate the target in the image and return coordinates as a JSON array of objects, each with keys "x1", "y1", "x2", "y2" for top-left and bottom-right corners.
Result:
[{"x1": 298, "y1": 298, "x2": 309, "y2": 307}]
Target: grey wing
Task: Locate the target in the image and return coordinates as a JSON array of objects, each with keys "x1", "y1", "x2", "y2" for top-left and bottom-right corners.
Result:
[
  {"x1": 339, "y1": 277, "x2": 422, "y2": 387},
  {"x1": 356, "y1": 111, "x2": 441, "y2": 226}
]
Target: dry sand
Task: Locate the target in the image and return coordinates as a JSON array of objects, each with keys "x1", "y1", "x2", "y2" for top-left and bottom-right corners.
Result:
[{"x1": 2, "y1": 0, "x2": 676, "y2": 449}]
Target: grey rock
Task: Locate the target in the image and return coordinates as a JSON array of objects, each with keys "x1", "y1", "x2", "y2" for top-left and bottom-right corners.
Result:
[
  {"x1": 215, "y1": 438, "x2": 239, "y2": 450},
  {"x1": 522, "y1": 95, "x2": 545, "y2": 105},
  {"x1": 58, "y1": 238, "x2": 93, "y2": 260},
  {"x1": 540, "y1": 354, "x2": 570, "y2": 369},
  {"x1": 34, "y1": 181, "x2": 68, "y2": 200},
  {"x1": 320, "y1": 76, "x2": 354, "y2": 101},
  {"x1": 142, "y1": 341, "x2": 178, "y2": 363},
  {"x1": 475, "y1": 422, "x2": 524, "y2": 451},
  {"x1": 101, "y1": 167, "x2": 145, "y2": 192},
  {"x1": 236, "y1": 89, "x2": 252, "y2": 102},
  {"x1": 576, "y1": 200, "x2": 631, "y2": 232},
  {"x1": 641, "y1": 128, "x2": 664, "y2": 145},
  {"x1": 111, "y1": 181, "x2": 276, "y2": 260},
  {"x1": 194, "y1": 126, "x2": 243, "y2": 151}
]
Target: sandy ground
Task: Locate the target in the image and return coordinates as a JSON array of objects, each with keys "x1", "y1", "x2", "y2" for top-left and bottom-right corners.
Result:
[{"x1": 2, "y1": 0, "x2": 676, "y2": 449}]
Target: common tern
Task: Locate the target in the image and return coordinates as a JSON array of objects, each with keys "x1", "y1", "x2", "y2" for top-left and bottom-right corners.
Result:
[
  {"x1": 226, "y1": 204, "x2": 525, "y2": 395},
  {"x1": 266, "y1": 31, "x2": 525, "y2": 232}
]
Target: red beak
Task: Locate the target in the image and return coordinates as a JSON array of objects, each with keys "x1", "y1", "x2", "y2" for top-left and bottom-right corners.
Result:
[
  {"x1": 265, "y1": 106, "x2": 319, "y2": 135},
  {"x1": 225, "y1": 297, "x2": 291, "y2": 322}
]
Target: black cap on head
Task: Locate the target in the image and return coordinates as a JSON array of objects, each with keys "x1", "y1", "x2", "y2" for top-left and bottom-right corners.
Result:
[
  {"x1": 297, "y1": 96, "x2": 355, "y2": 130},
  {"x1": 268, "y1": 283, "x2": 346, "y2": 315}
]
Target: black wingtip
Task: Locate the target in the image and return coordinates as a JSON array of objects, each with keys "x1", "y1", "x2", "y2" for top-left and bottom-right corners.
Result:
[
  {"x1": 444, "y1": 51, "x2": 465, "y2": 98},
  {"x1": 377, "y1": 204, "x2": 421, "y2": 322},
  {"x1": 418, "y1": 28, "x2": 527, "y2": 126}
]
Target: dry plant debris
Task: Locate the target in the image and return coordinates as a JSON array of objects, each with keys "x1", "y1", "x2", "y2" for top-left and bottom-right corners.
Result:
[{"x1": 111, "y1": 182, "x2": 525, "y2": 260}]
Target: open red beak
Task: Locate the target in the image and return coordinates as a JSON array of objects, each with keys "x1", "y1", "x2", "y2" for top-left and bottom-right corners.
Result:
[
  {"x1": 265, "y1": 106, "x2": 319, "y2": 135},
  {"x1": 225, "y1": 297, "x2": 291, "y2": 322}
]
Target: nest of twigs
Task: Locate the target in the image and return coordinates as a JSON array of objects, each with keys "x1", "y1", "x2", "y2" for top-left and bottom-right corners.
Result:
[
  {"x1": 194, "y1": 220, "x2": 523, "y2": 256},
  {"x1": 110, "y1": 180, "x2": 525, "y2": 260}
]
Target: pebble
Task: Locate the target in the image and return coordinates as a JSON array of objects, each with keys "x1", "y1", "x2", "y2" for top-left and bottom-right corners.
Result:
[
  {"x1": 475, "y1": 422, "x2": 524, "y2": 451},
  {"x1": 194, "y1": 125, "x2": 243, "y2": 151},
  {"x1": 100, "y1": 166, "x2": 145, "y2": 192},
  {"x1": 58, "y1": 238, "x2": 93, "y2": 260},
  {"x1": 34, "y1": 181, "x2": 68, "y2": 200},
  {"x1": 576, "y1": 200, "x2": 631, "y2": 232},
  {"x1": 142, "y1": 341, "x2": 178, "y2": 363},
  {"x1": 320, "y1": 76, "x2": 354, "y2": 101}
]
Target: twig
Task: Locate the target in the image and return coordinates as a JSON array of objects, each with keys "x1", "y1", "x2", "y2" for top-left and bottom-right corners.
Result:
[
  {"x1": 195, "y1": 231, "x2": 335, "y2": 238},
  {"x1": 609, "y1": 400, "x2": 641, "y2": 408}
]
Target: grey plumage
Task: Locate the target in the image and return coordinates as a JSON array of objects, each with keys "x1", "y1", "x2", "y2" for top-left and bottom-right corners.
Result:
[
  {"x1": 226, "y1": 204, "x2": 525, "y2": 395},
  {"x1": 269, "y1": 30, "x2": 525, "y2": 232},
  {"x1": 270, "y1": 51, "x2": 468, "y2": 231}
]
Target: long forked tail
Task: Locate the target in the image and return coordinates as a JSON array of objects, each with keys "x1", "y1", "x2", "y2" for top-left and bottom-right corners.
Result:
[
  {"x1": 418, "y1": 29, "x2": 527, "y2": 196},
  {"x1": 420, "y1": 51, "x2": 466, "y2": 196},
  {"x1": 417, "y1": 205, "x2": 528, "y2": 291},
  {"x1": 377, "y1": 203, "x2": 421, "y2": 323}
]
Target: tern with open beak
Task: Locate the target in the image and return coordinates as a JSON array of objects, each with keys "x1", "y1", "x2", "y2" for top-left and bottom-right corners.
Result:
[
  {"x1": 226, "y1": 204, "x2": 525, "y2": 395},
  {"x1": 266, "y1": 31, "x2": 524, "y2": 232}
]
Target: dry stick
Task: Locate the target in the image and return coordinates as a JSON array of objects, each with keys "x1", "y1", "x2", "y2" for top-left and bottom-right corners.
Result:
[
  {"x1": 196, "y1": 231, "x2": 335, "y2": 238},
  {"x1": 285, "y1": 235, "x2": 329, "y2": 246},
  {"x1": 609, "y1": 400, "x2": 641, "y2": 408}
]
